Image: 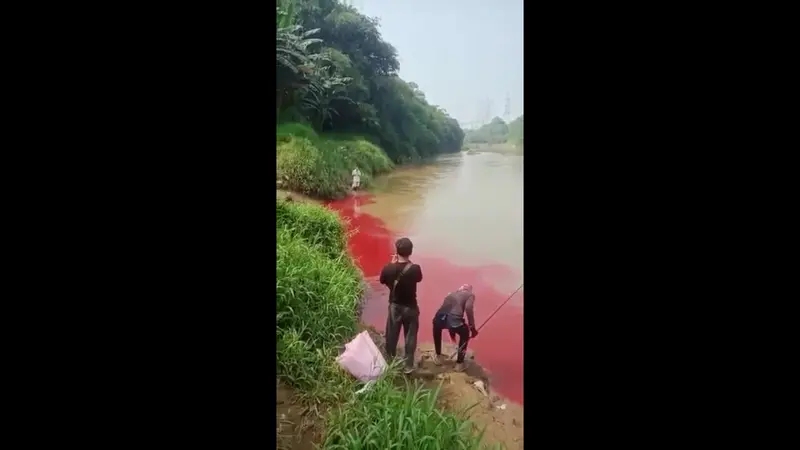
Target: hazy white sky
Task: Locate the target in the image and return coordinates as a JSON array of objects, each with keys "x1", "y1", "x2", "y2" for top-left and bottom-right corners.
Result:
[{"x1": 353, "y1": 0, "x2": 524, "y2": 127}]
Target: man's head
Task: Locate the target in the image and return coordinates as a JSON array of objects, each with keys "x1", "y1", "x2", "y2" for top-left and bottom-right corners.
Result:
[
  {"x1": 395, "y1": 237, "x2": 413, "y2": 258},
  {"x1": 458, "y1": 284, "x2": 473, "y2": 293}
]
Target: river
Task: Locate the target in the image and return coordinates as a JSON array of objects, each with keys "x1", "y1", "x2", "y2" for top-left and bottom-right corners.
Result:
[{"x1": 325, "y1": 151, "x2": 525, "y2": 404}]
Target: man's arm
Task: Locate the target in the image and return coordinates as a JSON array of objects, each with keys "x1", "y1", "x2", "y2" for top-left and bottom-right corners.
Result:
[
  {"x1": 413, "y1": 264, "x2": 423, "y2": 282},
  {"x1": 379, "y1": 264, "x2": 391, "y2": 287},
  {"x1": 465, "y1": 294, "x2": 477, "y2": 331}
]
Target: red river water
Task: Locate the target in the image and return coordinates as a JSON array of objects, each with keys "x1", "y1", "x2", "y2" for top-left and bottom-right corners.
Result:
[{"x1": 324, "y1": 154, "x2": 524, "y2": 405}]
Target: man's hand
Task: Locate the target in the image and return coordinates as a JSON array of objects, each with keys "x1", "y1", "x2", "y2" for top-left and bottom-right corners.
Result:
[{"x1": 470, "y1": 327, "x2": 479, "y2": 338}]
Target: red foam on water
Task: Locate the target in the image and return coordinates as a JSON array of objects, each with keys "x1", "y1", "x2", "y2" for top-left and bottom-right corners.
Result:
[{"x1": 324, "y1": 195, "x2": 525, "y2": 405}]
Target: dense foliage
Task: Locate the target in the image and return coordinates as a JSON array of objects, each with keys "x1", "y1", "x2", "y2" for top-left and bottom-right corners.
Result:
[
  {"x1": 277, "y1": 122, "x2": 394, "y2": 198},
  {"x1": 276, "y1": 0, "x2": 465, "y2": 164},
  {"x1": 507, "y1": 115, "x2": 523, "y2": 148},
  {"x1": 464, "y1": 115, "x2": 524, "y2": 149}
]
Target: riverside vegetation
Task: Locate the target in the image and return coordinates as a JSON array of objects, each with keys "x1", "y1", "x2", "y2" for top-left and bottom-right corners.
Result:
[
  {"x1": 276, "y1": 1, "x2": 497, "y2": 447},
  {"x1": 276, "y1": 0, "x2": 465, "y2": 200},
  {"x1": 463, "y1": 116, "x2": 524, "y2": 151}
]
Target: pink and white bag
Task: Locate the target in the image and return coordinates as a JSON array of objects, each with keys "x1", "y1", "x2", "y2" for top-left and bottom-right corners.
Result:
[{"x1": 336, "y1": 331, "x2": 387, "y2": 381}]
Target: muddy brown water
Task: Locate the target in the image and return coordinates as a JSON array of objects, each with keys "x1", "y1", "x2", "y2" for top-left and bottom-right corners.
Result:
[{"x1": 325, "y1": 151, "x2": 525, "y2": 405}]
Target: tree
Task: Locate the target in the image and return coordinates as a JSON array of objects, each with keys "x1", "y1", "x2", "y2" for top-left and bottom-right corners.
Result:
[
  {"x1": 464, "y1": 117, "x2": 509, "y2": 144},
  {"x1": 276, "y1": 0, "x2": 464, "y2": 163},
  {"x1": 507, "y1": 115, "x2": 524, "y2": 148}
]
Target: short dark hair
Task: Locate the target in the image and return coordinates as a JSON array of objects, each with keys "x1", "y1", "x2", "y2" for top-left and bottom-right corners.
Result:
[{"x1": 395, "y1": 237, "x2": 413, "y2": 257}]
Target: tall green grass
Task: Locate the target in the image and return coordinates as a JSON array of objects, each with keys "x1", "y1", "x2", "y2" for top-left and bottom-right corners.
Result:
[
  {"x1": 276, "y1": 199, "x2": 349, "y2": 259},
  {"x1": 276, "y1": 199, "x2": 489, "y2": 448},
  {"x1": 276, "y1": 218, "x2": 361, "y2": 404},
  {"x1": 277, "y1": 122, "x2": 319, "y2": 143},
  {"x1": 276, "y1": 122, "x2": 394, "y2": 199},
  {"x1": 322, "y1": 363, "x2": 490, "y2": 450}
]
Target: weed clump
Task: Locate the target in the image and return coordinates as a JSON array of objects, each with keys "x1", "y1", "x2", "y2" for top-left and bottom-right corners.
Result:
[
  {"x1": 322, "y1": 364, "x2": 488, "y2": 450},
  {"x1": 276, "y1": 199, "x2": 348, "y2": 258},
  {"x1": 276, "y1": 122, "x2": 395, "y2": 199},
  {"x1": 277, "y1": 122, "x2": 319, "y2": 143}
]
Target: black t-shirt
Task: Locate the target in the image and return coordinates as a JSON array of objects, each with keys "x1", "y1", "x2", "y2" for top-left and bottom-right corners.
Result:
[{"x1": 379, "y1": 262, "x2": 423, "y2": 309}]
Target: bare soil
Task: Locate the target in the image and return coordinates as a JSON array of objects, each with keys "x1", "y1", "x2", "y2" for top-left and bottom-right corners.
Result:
[{"x1": 276, "y1": 381, "x2": 322, "y2": 450}]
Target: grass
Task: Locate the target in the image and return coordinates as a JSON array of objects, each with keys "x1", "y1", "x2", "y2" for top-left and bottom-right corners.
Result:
[
  {"x1": 277, "y1": 121, "x2": 320, "y2": 142},
  {"x1": 276, "y1": 122, "x2": 394, "y2": 199},
  {"x1": 275, "y1": 199, "x2": 489, "y2": 448},
  {"x1": 276, "y1": 215, "x2": 361, "y2": 405},
  {"x1": 323, "y1": 361, "x2": 488, "y2": 450},
  {"x1": 276, "y1": 199, "x2": 350, "y2": 259}
]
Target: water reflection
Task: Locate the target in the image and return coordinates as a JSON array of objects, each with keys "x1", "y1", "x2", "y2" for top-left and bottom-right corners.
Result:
[{"x1": 353, "y1": 193, "x2": 361, "y2": 217}]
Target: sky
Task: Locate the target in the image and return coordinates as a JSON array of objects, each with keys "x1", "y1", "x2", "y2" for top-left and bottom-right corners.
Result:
[{"x1": 352, "y1": 0, "x2": 524, "y2": 129}]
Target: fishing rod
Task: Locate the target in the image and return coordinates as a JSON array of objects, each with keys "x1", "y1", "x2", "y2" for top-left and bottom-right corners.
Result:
[{"x1": 448, "y1": 283, "x2": 524, "y2": 360}]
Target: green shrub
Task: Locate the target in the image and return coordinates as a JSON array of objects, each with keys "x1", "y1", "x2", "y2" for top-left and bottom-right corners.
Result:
[
  {"x1": 276, "y1": 226, "x2": 362, "y2": 400},
  {"x1": 277, "y1": 122, "x2": 319, "y2": 143},
  {"x1": 321, "y1": 138, "x2": 394, "y2": 177},
  {"x1": 276, "y1": 133, "x2": 394, "y2": 199},
  {"x1": 276, "y1": 198, "x2": 349, "y2": 259},
  {"x1": 276, "y1": 327, "x2": 356, "y2": 405},
  {"x1": 277, "y1": 136, "x2": 349, "y2": 199},
  {"x1": 315, "y1": 138, "x2": 393, "y2": 191}
]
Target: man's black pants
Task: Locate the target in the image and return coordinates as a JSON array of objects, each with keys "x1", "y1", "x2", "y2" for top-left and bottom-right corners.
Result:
[
  {"x1": 385, "y1": 303, "x2": 419, "y2": 370},
  {"x1": 433, "y1": 318, "x2": 470, "y2": 363}
]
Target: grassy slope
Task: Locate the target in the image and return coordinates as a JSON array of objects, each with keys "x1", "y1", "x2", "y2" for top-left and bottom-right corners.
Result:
[
  {"x1": 276, "y1": 198, "x2": 488, "y2": 449},
  {"x1": 277, "y1": 123, "x2": 394, "y2": 200}
]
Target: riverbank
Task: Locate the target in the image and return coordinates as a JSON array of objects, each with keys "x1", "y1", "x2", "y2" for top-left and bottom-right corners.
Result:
[
  {"x1": 275, "y1": 196, "x2": 523, "y2": 449},
  {"x1": 463, "y1": 143, "x2": 523, "y2": 155},
  {"x1": 277, "y1": 123, "x2": 395, "y2": 200},
  {"x1": 276, "y1": 122, "x2": 466, "y2": 202}
]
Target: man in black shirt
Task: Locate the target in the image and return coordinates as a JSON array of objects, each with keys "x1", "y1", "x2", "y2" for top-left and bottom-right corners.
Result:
[{"x1": 379, "y1": 237, "x2": 423, "y2": 374}]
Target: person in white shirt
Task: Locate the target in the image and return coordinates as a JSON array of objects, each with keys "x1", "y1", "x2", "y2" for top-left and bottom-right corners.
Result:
[{"x1": 351, "y1": 167, "x2": 362, "y2": 190}]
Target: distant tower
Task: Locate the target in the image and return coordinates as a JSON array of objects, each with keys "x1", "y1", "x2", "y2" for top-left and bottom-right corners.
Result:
[{"x1": 504, "y1": 94, "x2": 511, "y2": 121}]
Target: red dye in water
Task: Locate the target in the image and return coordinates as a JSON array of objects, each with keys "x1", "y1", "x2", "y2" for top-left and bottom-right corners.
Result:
[{"x1": 324, "y1": 195, "x2": 524, "y2": 405}]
